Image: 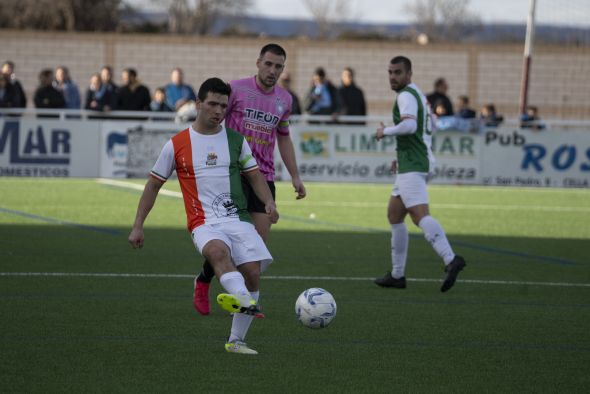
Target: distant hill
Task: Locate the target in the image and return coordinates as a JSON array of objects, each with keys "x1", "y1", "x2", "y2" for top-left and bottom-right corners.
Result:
[{"x1": 122, "y1": 11, "x2": 590, "y2": 45}]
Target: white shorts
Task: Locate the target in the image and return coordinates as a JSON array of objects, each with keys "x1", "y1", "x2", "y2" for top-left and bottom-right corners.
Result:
[
  {"x1": 191, "y1": 221, "x2": 273, "y2": 272},
  {"x1": 391, "y1": 172, "x2": 429, "y2": 208}
]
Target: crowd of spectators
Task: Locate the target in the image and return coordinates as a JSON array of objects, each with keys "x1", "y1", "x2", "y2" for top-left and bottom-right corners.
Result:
[{"x1": 0, "y1": 60, "x2": 544, "y2": 130}]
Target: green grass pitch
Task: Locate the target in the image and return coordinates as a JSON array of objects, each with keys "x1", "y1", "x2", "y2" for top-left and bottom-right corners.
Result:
[{"x1": 0, "y1": 178, "x2": 589, "y2": 393}]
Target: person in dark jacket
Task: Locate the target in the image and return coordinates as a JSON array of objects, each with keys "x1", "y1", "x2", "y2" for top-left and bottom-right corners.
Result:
[
  {"x1": 85, "y1": 73, "x2": 113, "y2": 112},
  {"x1": 34, "y1": 69, "x2": 65, "y2": 109},
  {"x1": 338, "y1": 67, "x2": 366, "y2": 125},
  {"x1": 427, "y1": 77, "x2": 453, "y2": 116},
  {"x1": 116, "y1": 68, "x2": 150, "y2": 111},
  {"x1": 0, "y1": 75, "x2": 18, "y2": 108},
  {"x1": 1, "y1": 61, "x2": 27, "y2": 108}
]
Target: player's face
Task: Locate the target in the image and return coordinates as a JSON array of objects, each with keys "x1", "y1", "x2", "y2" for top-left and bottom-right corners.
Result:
[
  {"x1": 256, "y1": 52, "x2": 285, "y2": 90},
  {"x1": 388, "y1": 62, "x2": 411, "y2": 92},
  {"x1": 197, "y1": 92, "x2": 229, "y2": 130}
]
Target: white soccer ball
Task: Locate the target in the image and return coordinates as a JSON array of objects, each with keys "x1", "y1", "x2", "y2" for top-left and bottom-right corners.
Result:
[{"x1": 295, "y1": 288, "x2": 337, "y2": 329}]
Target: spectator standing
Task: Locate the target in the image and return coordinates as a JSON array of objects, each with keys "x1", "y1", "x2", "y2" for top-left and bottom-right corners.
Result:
[
  {"x1": 117, "y1": 68, "x2": 150, "y2": 111},
  {"x1": 54, "y1": 66, "x2": 81, "y2": 109},
  {"x1": 1, "y1": 61, "x2": 27, "y2": 108},
  {"x1": 520, "y1": 105, "x2": 546, "y2": 130},
  {"x1": 456, "y1": 95, "x2": 476, "y2": 119},
  {"x1": 0, "y1": 75, "x2": 18, "y2": 108},
  {"x1": 278, "y1": 71, "x2": 301, "y2": 115},
  {"x1": 427, "y1": 77, "x2": 453, "y2": 116},
  {"x1": 100, "y1": 66, "x2": 118, "y2": 109},
  {"x1": 338, "y1": 67, "x2": 367, "y2": 124},
  {"x1": 164, "y1": 68, "x2": 196, "y2": 111},
  {"x1": 84, "y1": 73, "x2": 113, "y2": 112},
  {"x1": 479, "y1": 103, "x2": 503, "y2": 127},
  {"x1": 34, "y1": 69, "x2": 65, "y2": 109},
  {"x1": 305, "y1": 67, "x2": 339, "y2": 120},
  {"x1": 150, "y1": 87, "x2": 174, "y2": 112}
]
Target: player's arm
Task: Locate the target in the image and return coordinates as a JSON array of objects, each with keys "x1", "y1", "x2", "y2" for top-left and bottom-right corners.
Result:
[
  {"x1": 129, "y1": 176, "x2": 164, "y2": 249},
  {"x1": 243, "y1": 168, "x2": 279, "y2": 224},
  {"x1": 375, "y1": 92, "x2": 418, "y2": 140},
  {"x1": 277, "y1": 132, "x2": 306, "y2": 200}
]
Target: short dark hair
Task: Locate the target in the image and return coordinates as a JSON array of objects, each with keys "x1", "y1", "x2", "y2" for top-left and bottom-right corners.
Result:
[
  {"x1": 124, "y1": 68, "x2": 137, "y2": 78},
  {"x1": 343, "y1": 67, "x2": 355, "y2": 78},
  {"x1": 390, "y1": 56, "x2": 412, "y2": 72},
  {"x1": 434, "y1": 77, "x2": 447, "y2": 88},
  {"x1": 3, "y1": 61, "x2": 15, "y2": 69},
  {"x1": 260, "y1": 43, "x2": 287, "y2": 59},
  {"x1": 39, "y1": 69, "x2": 53, "y2": 79},
  {"x1": 314, "y1": 67, "x2": 326, "y2": 79},
  {"x1": 198, "y1": 77, "x2": 231, "y2": 101}
]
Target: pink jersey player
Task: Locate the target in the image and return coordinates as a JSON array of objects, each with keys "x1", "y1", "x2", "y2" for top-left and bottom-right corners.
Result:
[{"x1": 225, "y1": 76, "x2": 292, "y2": 182}]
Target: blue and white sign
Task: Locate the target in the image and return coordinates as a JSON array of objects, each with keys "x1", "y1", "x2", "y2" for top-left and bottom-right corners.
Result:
[{"x1": 0, "y1": 119, "x2": 100, "y2": 177}]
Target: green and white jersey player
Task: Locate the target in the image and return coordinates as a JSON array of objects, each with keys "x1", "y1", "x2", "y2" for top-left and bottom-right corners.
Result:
[{"x1": 374, "y1": 56, "x2": 467, "y2": 293}]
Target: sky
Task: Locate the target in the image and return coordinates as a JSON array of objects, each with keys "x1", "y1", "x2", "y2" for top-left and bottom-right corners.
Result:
[
  {"x1": 129, "y1": 0, "x2": 590, "y2": 27},
  {"x1": 249, "y1": 0, "x2": 590, "y2": 27}
]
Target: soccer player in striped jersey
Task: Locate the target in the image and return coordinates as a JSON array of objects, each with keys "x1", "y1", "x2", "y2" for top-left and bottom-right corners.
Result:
[
  {"x1": 193, "y1": 44, "x2": 306, "y2": 314},
  {"x1": 129, "y1": 78, "x2": 277, "y2": 354},
  {"x1": 374, "y1": 56, "x2": 466, "y2": 292}
]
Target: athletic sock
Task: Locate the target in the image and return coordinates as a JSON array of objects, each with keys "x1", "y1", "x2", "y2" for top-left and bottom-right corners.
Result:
[
  {"x1": 418, "y1": 215, "x2": 455, "y2": 265},
  {"x1": 197, "y1": 260, "x2": 215, "y2": 283},
  {"x1": 391, "y1": 223, "x2": 409, "y2": 279},
  {"x1": 219, "y1": 271, "x2": 251, "y2": 304},
  {"x1": 229, "y1": 291, "x2": 259, "y2": 343}
]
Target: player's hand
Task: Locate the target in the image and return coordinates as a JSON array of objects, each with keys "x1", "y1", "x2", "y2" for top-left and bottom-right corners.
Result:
[
  {"x1": 375, "y1": 122, "x2": 386, "y2": 140},
  {"x1": 128, "y1": 227, "x2": 144, "y2": 249},
  {"x1": 265, "y1": 203, "x2": 279, "y2": 224},
  {"x1": 390, "y1": 160, "x2": 398, "y2": 174},
  {"x1": 292, "y1": 178, "x2": 306, "y2": 200}
]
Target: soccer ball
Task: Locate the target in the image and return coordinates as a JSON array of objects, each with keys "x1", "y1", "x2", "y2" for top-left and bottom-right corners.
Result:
[{"x1": 295, "y1": 288, "x2": 337, "y2": 329}]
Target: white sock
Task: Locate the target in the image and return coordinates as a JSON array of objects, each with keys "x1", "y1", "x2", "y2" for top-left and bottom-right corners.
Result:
[
  {"x1": 418, "y1": 216, "x2": 455, "y2": 265},
  {"x1": 391, "y1": 223, "x2": 409, "y2": 279},
  {"x1": 229, "y1": 291, "x2": 259, "y2": 343},
  {"x1": 219, "y1": 271, "x2": 251, "y2": 304}
]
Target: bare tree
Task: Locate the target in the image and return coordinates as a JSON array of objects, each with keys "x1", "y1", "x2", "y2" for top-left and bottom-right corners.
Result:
[
  {"x1": 302, "y1": 0, "x2": 355, "y2": 39},
  {"x1": 404, "y1": 0, "x2": 481, "y2": 42},
  {"x1": 0, "y1": 0, "x2": 123, "y2": 31},
  {"x1": 163, "y1": 0, "x2": 252, "y2": 35}
]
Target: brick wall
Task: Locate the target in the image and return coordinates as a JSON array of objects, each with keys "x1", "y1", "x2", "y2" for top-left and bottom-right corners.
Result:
[{"x1": 1, "y1": 29, "x2": 588, "y2": 119}]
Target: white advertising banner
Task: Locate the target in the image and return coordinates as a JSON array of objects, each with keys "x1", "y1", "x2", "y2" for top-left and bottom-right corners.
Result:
[
  {"x1": 3, "y1": 118, "x2": 588, "y2": 188},
  {"x1": 0, "y1": 118, "x2": 101, "y2": 177},
  {"x1": 480, "y1": 128, "x2": 590, "y2": 188},
  {"x1": 285, "y1": 124, "x2": 481, "y2": 184}
]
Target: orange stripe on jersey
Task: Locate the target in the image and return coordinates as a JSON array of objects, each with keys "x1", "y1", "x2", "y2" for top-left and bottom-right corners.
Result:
[{"x1": 172, "y1": 129, "x2": 205, "y2": 231}]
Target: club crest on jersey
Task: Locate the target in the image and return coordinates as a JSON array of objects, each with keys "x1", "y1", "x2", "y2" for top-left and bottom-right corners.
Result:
[
  {"x1": 212, "y1": 193, "x2": 239, "y2": 217},
  {"x1": 275, "y1": 98, "x2": 284, "y2": 114},
  {"x1": 206, "y1": 152, "x2": 218, "y2": 166}
]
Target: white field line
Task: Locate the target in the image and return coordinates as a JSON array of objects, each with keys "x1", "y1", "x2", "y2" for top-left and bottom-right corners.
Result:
[
  {"x1": 1, "y1": 272, "x2": 589, "y2": 288},
  {"x1": 97, "y1": 178, "x2": 182, "y2": 198},
  {"x1": 97, "y1": 178, "x2": 590, "y2": 213}
]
